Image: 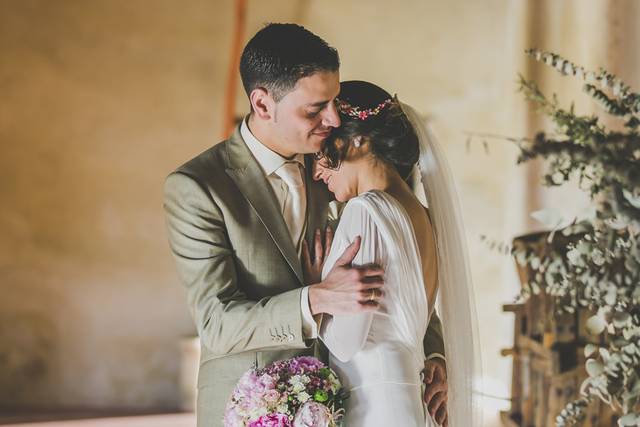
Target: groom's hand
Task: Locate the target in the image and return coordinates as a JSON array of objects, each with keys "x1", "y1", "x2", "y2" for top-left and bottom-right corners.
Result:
[
  {"x1": 308, "y1": 236, "x2": 384, "y2": 316},
  {"x1": 423, "y1": 358, "x2": 448, "y2": 427}
]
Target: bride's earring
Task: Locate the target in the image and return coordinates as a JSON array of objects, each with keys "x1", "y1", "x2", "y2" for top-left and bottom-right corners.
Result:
[{"x1": 353, "y1": 136, "x2": 362, "y2": 148}]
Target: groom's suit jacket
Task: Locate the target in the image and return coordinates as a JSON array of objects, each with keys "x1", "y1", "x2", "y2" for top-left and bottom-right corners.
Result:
[{"x1": 163, "y1": 126, "x2": 445, "y2": 427}]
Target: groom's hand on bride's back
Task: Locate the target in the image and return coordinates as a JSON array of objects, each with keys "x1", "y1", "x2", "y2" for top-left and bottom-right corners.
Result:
[
  {"x1": 307, "y1": 235, "x2": 385, "y2": 316},
  {"x1": 423, "y1": 358, "x2": 448, "y2": 427}
]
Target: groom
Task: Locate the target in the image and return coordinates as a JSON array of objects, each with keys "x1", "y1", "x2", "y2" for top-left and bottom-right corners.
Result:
[{"x1": 164, "y1": 23, "x2": 448, "y2": 427}]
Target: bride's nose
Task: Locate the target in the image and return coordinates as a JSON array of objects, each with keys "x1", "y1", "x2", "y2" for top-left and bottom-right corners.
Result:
[{"x1": 312, "y1": 161, "x2": 326, "y2": 182}]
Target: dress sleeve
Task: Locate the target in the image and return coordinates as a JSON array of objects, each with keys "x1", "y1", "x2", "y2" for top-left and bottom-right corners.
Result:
[{"x1": 319, "y1": 199, "x2": 383, "y2": 362}]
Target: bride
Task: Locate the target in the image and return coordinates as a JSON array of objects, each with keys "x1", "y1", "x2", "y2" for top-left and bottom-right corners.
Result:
[{"x1": 303, "y1": 81, "x2": 480, "y2": 427}]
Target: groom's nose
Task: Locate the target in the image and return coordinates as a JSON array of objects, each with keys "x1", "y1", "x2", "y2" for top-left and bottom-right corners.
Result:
[{"x1": 322, "y1": 100, "x2": 341, "y2": 129}]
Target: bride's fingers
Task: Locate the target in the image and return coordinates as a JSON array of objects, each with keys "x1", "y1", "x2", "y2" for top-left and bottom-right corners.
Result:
[
  {"x1": 323, "y1": 226, "x2": 333, "y2": 258},
  {"x1": 302, "y1": 241, "x2": 312, "y2": 270},
  {"x1": 314, "y1": 229, "x2": 323, "y2": 264}
]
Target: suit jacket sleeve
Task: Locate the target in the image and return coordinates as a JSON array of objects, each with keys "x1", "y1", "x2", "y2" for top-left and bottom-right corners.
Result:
[
  {"x1": 164, "y1": 172, "x2": 309, "y2": 357},
  {"x1": 424, "y1": 311, "x2": 445, "y2": 359}
]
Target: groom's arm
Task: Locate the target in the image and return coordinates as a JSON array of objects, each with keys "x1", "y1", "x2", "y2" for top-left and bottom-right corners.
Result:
[
  {"x1": 423, "y1": 311, "x2": 448, "y2": 426},
  {"x1": 164, "y1": 172, "x2": 309, "y2": 357},
  {"x1": 424, "y1": 311, "x2": 445, "y2": 360}
]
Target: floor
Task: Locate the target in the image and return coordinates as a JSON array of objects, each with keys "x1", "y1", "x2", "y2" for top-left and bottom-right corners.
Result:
[
  {"x1": 0, "y1": 413, "x2": 195, "y2": 427},
  {"x1": 0, "y1": 410, "x2": 507, "y2": 426}
]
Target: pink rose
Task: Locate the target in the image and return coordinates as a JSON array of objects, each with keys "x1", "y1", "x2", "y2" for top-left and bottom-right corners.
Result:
[
  {"x1": 249, "y1": 413, "x2": 292, "y2": 427},
  {"x1": 287, "y1": 356, "x2": 324, "y2": 374},
  {"x1": 223, "y1": 407, "x2": 244, "y2": 427},
  {"x1": 263, "y1": 389, "x2": 281, "y2": 403},
  {"x1": 293, "y1": 402, "x2": 330, "y2": 427}
]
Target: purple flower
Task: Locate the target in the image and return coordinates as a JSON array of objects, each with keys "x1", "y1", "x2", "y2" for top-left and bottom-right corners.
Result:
[
  {"x1": 264, "y1": 360, "x2": 289, "y2": 376},
  {"x1": 287, "y1": 357, "x2": 324, "y2": 374},
  {"x1": 248, "y1": 413, "x2": 292, "y2": 427}
]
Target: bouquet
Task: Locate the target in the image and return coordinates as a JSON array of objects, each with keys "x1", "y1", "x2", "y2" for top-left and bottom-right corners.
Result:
[{"x1": 224, "y1": 356, "x2": 347, "y2": 427}]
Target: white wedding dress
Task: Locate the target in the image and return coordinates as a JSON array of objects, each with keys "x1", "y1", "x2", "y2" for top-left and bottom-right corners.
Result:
[{"x1": 320, "y1": 190, "x2": 439, "y2": 427}]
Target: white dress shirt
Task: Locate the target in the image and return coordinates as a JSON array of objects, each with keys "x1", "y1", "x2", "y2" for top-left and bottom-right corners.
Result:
[{"x1": 240, "y1": 118, "x2": 319, "y2": 339}]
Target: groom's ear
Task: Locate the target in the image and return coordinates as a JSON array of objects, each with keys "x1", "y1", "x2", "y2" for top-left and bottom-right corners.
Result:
[{"x1": 249, "y1": 87, "x2": 275, "y2": 121}]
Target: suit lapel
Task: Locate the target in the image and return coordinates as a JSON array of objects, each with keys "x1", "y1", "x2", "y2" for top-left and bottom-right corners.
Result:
[{"x1": 224, "y1": 128, "x2": 304, "y2": 284}]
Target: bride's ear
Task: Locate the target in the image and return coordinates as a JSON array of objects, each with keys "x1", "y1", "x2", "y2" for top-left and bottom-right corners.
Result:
[
  {"x1": 353, "y1": 136, "x2": 372, "y2": 153},
  {"x1": 349, "y1": 135, "x2": 371, "y2": 160}
]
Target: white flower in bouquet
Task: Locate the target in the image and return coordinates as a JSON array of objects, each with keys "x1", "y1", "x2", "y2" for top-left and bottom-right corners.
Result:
[{"x1": 297, "y1": 391, "x2": 311, "y2": 403}]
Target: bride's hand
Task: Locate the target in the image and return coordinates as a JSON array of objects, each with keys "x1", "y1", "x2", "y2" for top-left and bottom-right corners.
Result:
[{"x1": 302, "y1": 227, "x2": 333, "y2": 285}]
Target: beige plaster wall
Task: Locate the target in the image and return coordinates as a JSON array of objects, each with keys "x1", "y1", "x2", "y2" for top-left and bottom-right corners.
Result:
[
  {"x1": 0, "y1": 0, "x2": 226, "y2": 410},
  {"x1": 0, "y1": 0, "x2": 319, "y2": 412}
]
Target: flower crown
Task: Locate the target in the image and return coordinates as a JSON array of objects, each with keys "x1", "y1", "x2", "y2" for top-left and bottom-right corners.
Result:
[{"x1": 335, "y1": 96, "x2": 397, "y2": 120}]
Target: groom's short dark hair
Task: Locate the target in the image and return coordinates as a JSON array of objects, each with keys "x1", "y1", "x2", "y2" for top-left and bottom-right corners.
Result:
[{"x1": 240, "y1": 23, "x2": 340, "y2": 102}]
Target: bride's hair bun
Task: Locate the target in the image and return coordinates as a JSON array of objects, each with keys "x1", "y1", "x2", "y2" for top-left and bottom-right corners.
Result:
[{"x1": 327, "y1": 80, "x2": 419, "y2": 180}]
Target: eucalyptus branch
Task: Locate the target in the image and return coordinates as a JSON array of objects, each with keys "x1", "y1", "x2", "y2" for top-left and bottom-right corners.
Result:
[
  {"x1": 501, "y1": 51, "x2": 640, "y2": 426},
  {"x1": 526, "y1": 49, "x2": 640, "y2": 117}
]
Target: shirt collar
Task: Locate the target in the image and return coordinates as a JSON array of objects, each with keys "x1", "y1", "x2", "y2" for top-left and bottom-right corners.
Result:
[{"x1": 240, "y1": 117, "x2": 305, "y2": 176}]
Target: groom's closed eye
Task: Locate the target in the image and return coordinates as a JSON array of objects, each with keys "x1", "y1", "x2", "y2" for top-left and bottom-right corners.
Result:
[{"x1": 305, "y1": 100, "x2": 331, "y2": 116}]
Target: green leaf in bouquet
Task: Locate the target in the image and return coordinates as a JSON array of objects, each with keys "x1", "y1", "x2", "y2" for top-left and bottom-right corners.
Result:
[
  {"x1": 318, "y1": 367, "x2": 331, "y2": 379},
  {"x1": 314, "y1": 390, "x2": 329, "y2": 403}
]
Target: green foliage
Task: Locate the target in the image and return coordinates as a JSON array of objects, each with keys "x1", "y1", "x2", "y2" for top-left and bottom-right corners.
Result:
[{"x1": 513, "y1": 49, "x2": 640, "y2": 426}]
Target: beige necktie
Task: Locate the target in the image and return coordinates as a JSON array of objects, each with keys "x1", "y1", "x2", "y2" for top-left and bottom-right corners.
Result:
[{"x1": 275, "y1": 161, "x2": 306, "y2": 248}]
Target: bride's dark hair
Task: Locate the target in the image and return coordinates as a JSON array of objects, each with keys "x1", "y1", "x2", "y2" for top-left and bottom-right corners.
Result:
[{"x1": 320, "y1": 80, "x2": 420, "y2": 181}]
